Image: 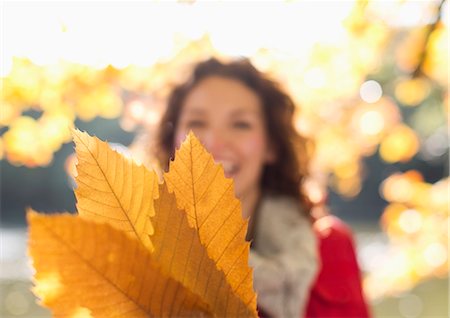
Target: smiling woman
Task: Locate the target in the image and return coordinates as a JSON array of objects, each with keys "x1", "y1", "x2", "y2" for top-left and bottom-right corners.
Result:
[
  {"x1": 156, "y1": 58, "x2": 311, "y2": 220},
  {"x1": 155, "y1": 58, "x2": 318, "y2": 317},
  {"x1": 153, "y1": 57, "x2": 370, "y2": 318},
  {"x1": 174, "y1": 76, "x2": 275, "y2": 219}
]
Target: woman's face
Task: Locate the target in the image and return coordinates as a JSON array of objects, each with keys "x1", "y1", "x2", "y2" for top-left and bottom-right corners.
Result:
[{"x1": 174, "y1": 76, "x2": 275, "y2": 209}]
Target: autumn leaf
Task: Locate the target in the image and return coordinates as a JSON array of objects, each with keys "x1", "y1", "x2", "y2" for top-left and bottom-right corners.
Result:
[
  {"x1": 152, "y1": 183, "x2": 257, "y2": 317},
  {"x1": 28, "y1": 210, "x2": 210, "y2": 317},
  {"x1": 164, "y1": 132, "x2": 256, "y2": 312},
  {"x1": 73, "y1": 129, "x2": 158, "y2": 251},
  {"x1": 28, "y1": 130, "x2": 257, "y2": 317}
]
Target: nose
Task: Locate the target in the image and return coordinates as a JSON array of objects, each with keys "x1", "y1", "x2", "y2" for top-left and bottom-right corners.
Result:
[{"x1": 201, "y1": 128, "x2": 230, "y2": 160}]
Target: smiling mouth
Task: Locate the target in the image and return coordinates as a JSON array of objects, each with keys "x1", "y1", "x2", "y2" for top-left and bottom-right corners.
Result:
[{"x1": 218, "y1": 161, "x2": 238, "y2": 178}]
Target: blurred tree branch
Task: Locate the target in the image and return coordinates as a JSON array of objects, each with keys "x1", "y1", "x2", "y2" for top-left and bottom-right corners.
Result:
[{"x1": 413, "y1": 0, "x2": 447, "y2": 78}]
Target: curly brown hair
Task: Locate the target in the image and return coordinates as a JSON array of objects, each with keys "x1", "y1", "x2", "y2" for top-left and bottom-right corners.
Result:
[{"x1": 156, "y1": 57, "x2": 311, "y2": 211}]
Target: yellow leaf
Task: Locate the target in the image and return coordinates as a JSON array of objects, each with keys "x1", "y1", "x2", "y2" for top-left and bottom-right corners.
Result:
[
  {"x1": 164, "y1": 132, "x2": 256, "y2": 313},
  {"x1": 73, "y1": 129, "x2": 158, "y2": 251},
  {"x1": 29, "y1": 131, "x2": 257, "y2": 316},
  {"x1": 28, "y1": 210, "x2": 209, "y2": 317},
  {"x1": 152, "y1": 183, "x2": 257, "y2": 317}
]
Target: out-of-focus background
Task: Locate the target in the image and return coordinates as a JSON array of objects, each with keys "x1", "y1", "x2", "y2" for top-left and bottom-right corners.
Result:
[{"x1": 1, "y1": 1, "x2": 448, "y2": 317}]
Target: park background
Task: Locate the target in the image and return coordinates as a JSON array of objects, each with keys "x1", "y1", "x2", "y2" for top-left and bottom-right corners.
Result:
[{"x1": 1, "y1": 1, "x2": 448, "y2": 317}]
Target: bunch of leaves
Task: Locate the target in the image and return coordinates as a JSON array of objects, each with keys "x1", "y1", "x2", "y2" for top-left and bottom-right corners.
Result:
[{"x1": 28, "y1": 129, "x2": 257, "y2": 317}]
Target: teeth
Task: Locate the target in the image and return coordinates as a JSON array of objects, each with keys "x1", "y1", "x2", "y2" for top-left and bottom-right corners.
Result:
[{"x1": 218, "y1": 161, "x2": 237, "y2": 175}]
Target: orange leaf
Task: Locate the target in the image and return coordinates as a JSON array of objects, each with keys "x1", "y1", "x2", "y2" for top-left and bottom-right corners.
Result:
[
  {"x1": 28, "y1": 210, "x2": 209, "y2": 317},
  {"x1": 28, "y1": 131, "x2": 257, "y2": 317},
  {"x1": 152, "y1": 183, "x2": 257, "y2": 317},
  {"x1": 73, "y1": 129, "x2": 158, "y2": 251},
  {"x1": 164, "y1": 132, "x2": 256, "y2": 313}
]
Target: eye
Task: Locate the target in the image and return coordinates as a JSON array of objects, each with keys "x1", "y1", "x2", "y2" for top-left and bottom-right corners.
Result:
[
  {"x1": 233, "y1": 120, "x2": 252, "y2": 129},
  {"x1": 186, "y1": 119, "x2": 206, "y2": 129}
]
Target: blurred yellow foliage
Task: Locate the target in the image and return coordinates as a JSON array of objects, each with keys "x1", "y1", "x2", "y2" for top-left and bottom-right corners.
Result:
[
  {"x1": 0, "y1": 102, "x2": 20, "y2": 127},
  {"x1": 367, "y1": 172, "x2": 449, "y2": 299},
  {"x1": 423, "y1": 23, "x2": 448, "y2": 85},
  {"x1": 379, "y1": 124, "x2": 420, "y2": 163},
  {"x1": 76, "y1": 84, "x2": 122, "y2": 121},
  {"x1": 395, "y1": 77, "x2": 431, "y2": 106},
  {"x1": 2, "y1": 59, "x2": 44, "y2": 107},
  {"x1": 395, "y1": 27, "x2": 428, "y2": 73},
  {"x1": 350, "y1": 98, "x2": 402, "y2": 155},
  {"x1": 3, "y1": 116, "x2": 53, "y2": 167},
  {"x1": 2, "y1": 113, "x2": 74, "y2": 167}
]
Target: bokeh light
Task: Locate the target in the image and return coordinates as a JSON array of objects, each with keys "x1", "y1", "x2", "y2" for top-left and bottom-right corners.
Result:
[
  {"x1": 379, "y1": 125, "x2": 420, "y2": 163},
  {"x1": 395, "y1": 77, "x2": 431, "y2": 107},
  {"x1": 360, "y1": 80, "x2": 383, "y2": 104},
  {"x1": 371, "y1": 170, "x2": 449, "y2": 300}
]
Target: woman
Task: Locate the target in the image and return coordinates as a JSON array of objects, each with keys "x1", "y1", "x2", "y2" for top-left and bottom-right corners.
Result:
[{"x1": 154, "y1": 57, "x2": 368, "y2": 317}]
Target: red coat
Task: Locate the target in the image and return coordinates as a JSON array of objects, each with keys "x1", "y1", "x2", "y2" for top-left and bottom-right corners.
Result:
[{"x1": 305, "y1": 216, "x2": 370, "y2": 318}]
